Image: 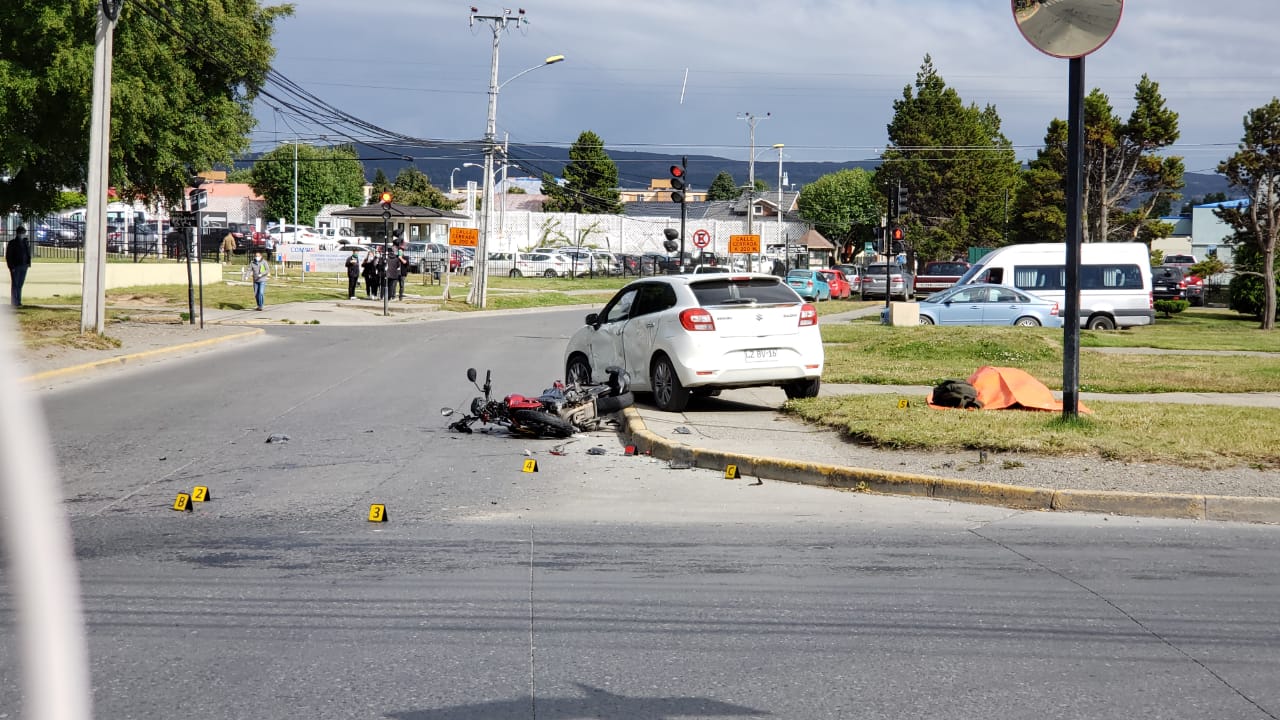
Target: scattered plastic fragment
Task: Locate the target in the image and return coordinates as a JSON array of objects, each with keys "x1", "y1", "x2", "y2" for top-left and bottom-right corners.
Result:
[
  {"x1": 265, "y1": 434, "x2": 290, "y2": 444},
  {"x1": 587, "y1": 447, "x2": 607, "y2": 456},
  {"x1": 673, "y1": 426, "x2": 692, "y2": 435}
]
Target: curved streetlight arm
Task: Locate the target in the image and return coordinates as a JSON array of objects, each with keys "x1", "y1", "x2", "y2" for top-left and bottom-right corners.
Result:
[{"x1": 499, "y1": 55, "x2": 565, "y2": 90}]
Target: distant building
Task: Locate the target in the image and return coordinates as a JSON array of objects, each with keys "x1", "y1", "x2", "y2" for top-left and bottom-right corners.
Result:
[{"x1": 1158, "y1": 199, "x2": 1246, "y2": 263}]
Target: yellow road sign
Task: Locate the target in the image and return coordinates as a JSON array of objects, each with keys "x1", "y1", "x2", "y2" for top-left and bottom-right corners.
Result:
[
  {"x1": 449, "y1": 227, "x2": 479, "y2": 247},
  {"x1": 728, "y1": 234, "x2": 761, "y2": 254}
]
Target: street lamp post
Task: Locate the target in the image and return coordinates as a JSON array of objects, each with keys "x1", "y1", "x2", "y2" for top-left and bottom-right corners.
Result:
[
  {"x1": 773, "y1": 143, "x2": 784, "y2": 269},
  {"x1": 468, "y1": 8, "x2": 563, "y2": 308},
  {"x1": 450, "y1": 167, "x2": 461, "y2": 194},
  {"x1": 738, "y1": 112, "x2": 770, "y2": 271}
]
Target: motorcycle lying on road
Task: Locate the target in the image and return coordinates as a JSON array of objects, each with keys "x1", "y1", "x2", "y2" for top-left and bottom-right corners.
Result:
[{"x1": 441, "y1": 366, "x2": 634, "y2": 438}]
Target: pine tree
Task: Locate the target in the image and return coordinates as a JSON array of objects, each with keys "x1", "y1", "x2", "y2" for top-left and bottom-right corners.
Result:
[
  {"x1": 541, "y1": 131, "x2": 622, "y2": 214},
  {"x1": 706, "y1": 171, "x2": 739, "y2": 201},
  {"x1": 1216, "y1": 97, "x2": 1280, "y2": 329},
  {"x1": 368, "y1": 168, "x2": 392, "y2": 204},
  {"x1": 874, "y1": 55, "x2": 1022, "y2": 262}
]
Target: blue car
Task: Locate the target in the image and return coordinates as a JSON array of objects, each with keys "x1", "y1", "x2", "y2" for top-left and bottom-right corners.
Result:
[
  {"x1": 881, "y1": 283, "x2": 1064, "y2": 327},
  {"x1": 786, "y1": 269, "x2": 831, "y2": 301}
]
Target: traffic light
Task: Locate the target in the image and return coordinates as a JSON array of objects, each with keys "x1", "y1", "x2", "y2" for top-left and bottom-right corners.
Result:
[
  {"x1": 896, "y1": 185, "x2": 908, "y2": 216},
  {"x1": 662, "y1": 227, "x2": 679, "y2": 253},
  {"x1": 891, "y1": 226, "x2": 905, "y2": 255},
  {"x1": 380, "y1": 191, "x2": 393, "y2": 210},
  {"x1": 669, "y1": 159, "x2": 687, "y2": 204}
]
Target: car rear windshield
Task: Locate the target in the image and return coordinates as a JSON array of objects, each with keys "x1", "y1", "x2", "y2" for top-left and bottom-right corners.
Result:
[
  {"x1": 691, "y1": 278, "x2": 799, "y2": 306},
  {"x1": 927, "y1": 263, "x2": 968, "y2": 275},
  {"x1": 866, "y1": 265, "x2": 902, "y2": 274}
]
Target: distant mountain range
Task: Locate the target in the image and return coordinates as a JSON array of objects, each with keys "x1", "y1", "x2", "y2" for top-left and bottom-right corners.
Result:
[{"x1": 249, "y1": 142, "x2": 1237, "y2": 209}]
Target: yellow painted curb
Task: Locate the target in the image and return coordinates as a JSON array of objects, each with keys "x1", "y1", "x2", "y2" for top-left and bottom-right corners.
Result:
[
  {"x1": 620, "y1": 408, "x2": 1280, "y2": 524},
  {"x1": 22, "y1": 328, "x2": 265, "y2": 383}
]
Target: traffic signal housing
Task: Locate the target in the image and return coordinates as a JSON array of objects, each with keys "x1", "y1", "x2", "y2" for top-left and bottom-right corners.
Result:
[
  {"x1": 669, "y1": 160, "x2": 687, "y2": 204},
  {"x1": 380, "y1": 191, "x2": 393, "y2": 209},
  {"x1": 891, "y1": 226, "x2": 905, "y2": 255},
  {"x1": 895, "y1": 185, "x2": 908, "y2": 216},
  {"x1": 662, "y1": 227, "x2": 679, "y2": 253}
]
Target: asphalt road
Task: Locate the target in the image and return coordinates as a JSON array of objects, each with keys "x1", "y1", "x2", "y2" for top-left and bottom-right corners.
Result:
[{"x1": 4, "y1": 308, "x2": 1280, "y2": 719}]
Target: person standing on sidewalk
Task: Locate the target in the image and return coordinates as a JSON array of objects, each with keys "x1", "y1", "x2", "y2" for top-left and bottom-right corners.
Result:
[
  {"x1": 386, "y1": 247, "x2": 407, "y2": 301},
  {"x1": 362, "y1": 249, "x2": 378, "y2": 299},
  {"x1": 249, "y1": 250, "x2": 270, "y2": 310},
  {"x1": 6, "y1": 225, "x2": 32, "y2": 308},
  {"x1": 345, "y1": 247, "x2": 361, "y2": 300}
]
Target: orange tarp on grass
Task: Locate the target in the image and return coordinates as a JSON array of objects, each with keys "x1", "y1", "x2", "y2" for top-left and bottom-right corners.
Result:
[{"x1": 930, "y1": 366, "x2": 1092, "y2": 414}]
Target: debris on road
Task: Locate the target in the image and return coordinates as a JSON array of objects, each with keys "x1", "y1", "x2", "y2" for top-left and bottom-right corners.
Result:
[
  {"x1": 265, "y1": 434, "x2": 290, "y2": 444},
  {"x1": 673, "y1": 426, "x2": 692, "y2": 435},
  {"x1": 587, "y1": 446, "x2": 607, "y2": 456}
]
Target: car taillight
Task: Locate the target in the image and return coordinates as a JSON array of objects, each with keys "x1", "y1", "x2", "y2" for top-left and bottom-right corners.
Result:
[
  {"x1": 891, "y1": 275, "x2": 903, "y2": 282},
  {"x1": 679, "y1": 308, "x2": 716, "y2": 331},
  {"x1": 1050, "y1": 302, "x2": 1059, "y2": 316},
  {"x1": 799, "y1": 304, "x2": 818, "y2": 327}
]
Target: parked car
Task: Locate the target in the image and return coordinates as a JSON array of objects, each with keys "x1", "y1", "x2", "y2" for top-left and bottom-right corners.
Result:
[
  {"x1": 913, "y1": 260, "x2": 971, "y2": 295},
  {"x1": 498, "y1": 252, "x2": 573, "y2": 277},
  {"x1": 564, "y1": 274, "x2": 823, "y2": 412},
  {"x1": 861, "y1": 263, "x2": 915, "y2": 301},
  {"x1": 690, "y1": 264, "x2": 731, "y2": 274},
  {"x1": 1152, "y1": 264, "x2": 1189, "y2": 301},
  {"x1": 266, "y1": 224, "x2": 322, "y2": 246},
  {"x1": 786, "y1": 269, "x2": 832, "y2": 301},
  {"x1": 835, "y1": 264, "x2": 863, "y2": 293},
  {"x1": 405, "y1": 242, "x2": 449, "y2": 273},
  {"x1": 883, "y1": 283, "x2": 1063, "y2": 327},
  {"x1": 614, "y1": 253, "x2": 643, "y2": 276},
  {"x1": 818, "y1": 268, "x2": 853, "y2": 299}
]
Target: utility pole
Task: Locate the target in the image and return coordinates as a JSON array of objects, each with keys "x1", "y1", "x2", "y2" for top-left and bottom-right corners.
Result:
[
  {"x1": 468, "y1": 8, "x2": 529, "y2": 309},
  {"x1": 738, "y1": 112, "x2": 769, "y2": 271},
  {"x1": 81, "y1": 0, "x2": 123, "y2": 334},
  {"x1": 774, "y1": 144, "x2": 784, "y2": 269}
]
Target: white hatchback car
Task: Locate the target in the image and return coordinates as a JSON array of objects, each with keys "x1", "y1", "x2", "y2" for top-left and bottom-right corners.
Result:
[{"x1": 564, "y1": 274, "x2": 824, "y2": 412}]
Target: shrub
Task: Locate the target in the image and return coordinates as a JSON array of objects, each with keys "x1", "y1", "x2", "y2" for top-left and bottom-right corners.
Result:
[
  {"x1": 1153, "y1": 299, "x2": 1190, "y2": 318},
  {"x1": 1228, "y1": 273, "x2": 1279, "y2": 319}
]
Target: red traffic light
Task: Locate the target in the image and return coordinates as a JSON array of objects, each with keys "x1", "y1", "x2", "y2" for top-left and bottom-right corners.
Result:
[
  {"x1": 380, "y1": 191, "x2": 393, "y2": 204},
  {"x1": 669, "y1": 165, "x2": 684, "y2": 178},
  {"x1": 892, "y1": 227, "x2": 904, "y2": 240}
]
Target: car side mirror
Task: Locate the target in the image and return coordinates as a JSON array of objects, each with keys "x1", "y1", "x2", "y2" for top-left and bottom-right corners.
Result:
[
  {"x1": 466, "y1": 368, "x2": 477, "y2": 382},
  {"x1": 585, "y1": 313, "x2": 598, "y2": 327}
]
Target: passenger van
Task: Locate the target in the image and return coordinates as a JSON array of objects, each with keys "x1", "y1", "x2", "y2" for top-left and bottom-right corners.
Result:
[{"x1": 955, "y1": 243, "x2": 1154, "y2": 329}]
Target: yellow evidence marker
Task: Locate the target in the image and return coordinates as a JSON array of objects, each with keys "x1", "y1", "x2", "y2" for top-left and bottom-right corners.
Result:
[
  {"x1": 522, "y1": 459, "x2": 539, "y2": 473},
  {"x1": 724, "y1": 464, "x2": 741, "y2": 479},
  {"x1": 897, "y1": 398, "x2": 911, "y2": 409},
  {"x1": 172, "y1": 493, "x2": 192, "y2": 512},
  {"x1": 191, "y1": 486, "x2": 209, "y2": 502},
  {"x1": 368, "y1": 504, "x2": 387, "y2": 523}
]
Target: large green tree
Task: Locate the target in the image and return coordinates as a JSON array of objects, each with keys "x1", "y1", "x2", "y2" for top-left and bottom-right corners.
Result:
[
  {"x1": 0, "y1": 0, "x2": 291, "y2": 217},
  {"x1": 796, "y1": 168, "x2": 881, "y2": 253},
  {"x1": 1082, "y1": 75, "x2": 1184, "y2": 243},
  {"x1": 388, "y1": 166, "x2": 457, "y2": 210},
  {"x1": 706, "y1": 170, "x2": 739, "y2": 201},
  {"x1": 367, "y1": 168, "x2": 392, "y2": 203},
  {"x1": 540, "y1": 130, "x2": 622, "y2": 214},
  {"x1": 874, "y1": 56, "x2": 1022, "y2": 263},
  {"x1": 249, "y1": 143, "x2": 366, "y2": 223},
  {"x1": 1009, "y1": 119, "x2": 1068, "y2": 244},
  {"x1": 1216, "y1": 97, "x2": 1280, "y2": 330}
]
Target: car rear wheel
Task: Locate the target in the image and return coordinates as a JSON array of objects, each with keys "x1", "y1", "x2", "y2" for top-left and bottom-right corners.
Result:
[
  {"x1": 1086, "y1": 315, "x2": 1115, "y2": 331},
  {"x1": 651, "y1": 355, "x2": 690, "y2": 413},
  {"x1": 565, "y1": 355, "x2": 592, "y2": 386},
  {"x1": 509, "y1": 269, "x2": 522, "y2": 278},
  {"x1": 1014, "y1": 316, "x2": 1041, "y2": 327},
  {"x1": 783, "y1": 378, "x2": 821, "y2": 400},
  {"x1": 544, "y1": 269, "x2": 558, "y2": 278}
]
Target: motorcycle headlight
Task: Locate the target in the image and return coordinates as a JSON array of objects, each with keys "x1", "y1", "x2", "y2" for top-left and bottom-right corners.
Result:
[{"x1": 470, "y1": 397, "x2": 487, "y2": 416}]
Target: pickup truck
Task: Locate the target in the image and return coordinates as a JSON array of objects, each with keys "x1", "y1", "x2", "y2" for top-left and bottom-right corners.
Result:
[{"x1": 914, "y1": 260, "x2": 971, "y2": 296}]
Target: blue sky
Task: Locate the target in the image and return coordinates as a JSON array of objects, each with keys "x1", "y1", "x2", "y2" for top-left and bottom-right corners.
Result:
[{"x1": 254, "y1": 1, "x2": 1277, "y2": 175}]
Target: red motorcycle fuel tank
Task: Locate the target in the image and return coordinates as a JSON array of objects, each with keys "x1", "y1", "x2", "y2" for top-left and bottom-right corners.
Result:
[{"x1": 504, "y1": 394, "x2": 544, "y2": 410}]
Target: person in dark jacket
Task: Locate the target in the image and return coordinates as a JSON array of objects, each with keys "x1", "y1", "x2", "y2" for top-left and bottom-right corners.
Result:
[
  {"x1": 385, "y1": 247, "x2": 407, "y2": 300},
  {"x1": 345, "y1": 248, "x2": 362, "y2": 300},
  {"x1": 6, "y1": 225, "x2": 32, "y2": 307},
  {"x1": 362, "y1": 250, "x2": 378, "y2": 299}
]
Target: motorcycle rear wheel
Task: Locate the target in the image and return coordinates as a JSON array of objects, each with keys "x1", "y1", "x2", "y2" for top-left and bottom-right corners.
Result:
[{"x1": 512, "y1": 409, "x2": 575, "y2": 438}]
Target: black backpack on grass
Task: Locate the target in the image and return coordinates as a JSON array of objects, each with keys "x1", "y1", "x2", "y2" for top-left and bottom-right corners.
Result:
[{"x1": 931, "y1": 379, "x2": 983, "y2": 409}]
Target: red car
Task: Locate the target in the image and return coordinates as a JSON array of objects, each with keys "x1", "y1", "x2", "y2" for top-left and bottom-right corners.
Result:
[{"x1": 819, "y1": 269, "x2": 853, "y2": 299}]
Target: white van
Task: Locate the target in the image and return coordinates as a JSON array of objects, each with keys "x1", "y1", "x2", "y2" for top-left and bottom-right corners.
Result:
[{"x1": 956, "y1": 242, "x2": 1154, "y2": 330}]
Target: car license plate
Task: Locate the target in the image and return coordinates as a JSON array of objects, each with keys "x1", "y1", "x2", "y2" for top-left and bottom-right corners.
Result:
[{"x1": 744, "y1": 349, "x2": 777, "y2": 362}]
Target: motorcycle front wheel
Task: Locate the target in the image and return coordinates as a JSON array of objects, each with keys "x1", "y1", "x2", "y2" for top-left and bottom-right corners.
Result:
[{"x1": 511, "y1": 409, "x2": 575, "y2": 438}]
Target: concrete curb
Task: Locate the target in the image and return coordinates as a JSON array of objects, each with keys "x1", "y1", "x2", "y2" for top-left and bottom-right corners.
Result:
[
  {"x1": 620, "y1": 408, "x2": 1280, "y2": 524},
  {"x1": 22, "y1": 328, "x2": 265, "y2": 384}
]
